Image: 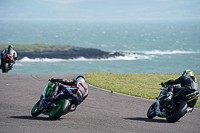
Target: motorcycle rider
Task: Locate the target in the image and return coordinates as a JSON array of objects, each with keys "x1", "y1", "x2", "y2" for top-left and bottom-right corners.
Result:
[
  {"x1": 0, "y1": 45, "x2": 17, "y2": 69},
  {"x1": 44, "y1": 75, "x2": 88, "y2": 111},
  {"x1": 161, "y1": 69, "x2": 199, "y2": 112}
]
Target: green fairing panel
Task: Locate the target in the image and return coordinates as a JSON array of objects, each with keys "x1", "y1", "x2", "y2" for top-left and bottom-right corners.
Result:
[{"x1": 45, "y1": 82, "x2": 54, "y2": 96}]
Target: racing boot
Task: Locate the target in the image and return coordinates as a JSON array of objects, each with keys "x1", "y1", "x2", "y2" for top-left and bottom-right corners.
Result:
[
  {"x1": 9, "y1": 63, "x2": 13, "y2": 70},
  {"x1": 54, "y1": 91, "x2": 64, "y2": 99}
]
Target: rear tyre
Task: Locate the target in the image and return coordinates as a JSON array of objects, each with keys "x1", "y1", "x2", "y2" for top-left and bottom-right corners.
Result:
[
  {"x1": 166, "y1": 100, "x2": 187, "y2": 123},
  {"x1": 49, "y1": 99, "x2": 70, "y2": 120},
  {"x1": 147, "y1": 102, "x2": 156, "y2": 119},
  {"x1": 31, "y1": 100, "x2": 42, "y2": 117}
]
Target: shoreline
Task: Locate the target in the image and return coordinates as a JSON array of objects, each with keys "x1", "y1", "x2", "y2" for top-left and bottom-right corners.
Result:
[
  {"x1": 0, "y1": 44, "x2": 125, "y2": 60},
  {"x1": 16, "y1": 47, "x2": 124, "y2": 60}
]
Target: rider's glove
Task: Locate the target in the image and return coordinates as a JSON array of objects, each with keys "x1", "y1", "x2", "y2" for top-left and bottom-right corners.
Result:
[
  {"x1": 49, "y1": 78, "x2": 56, "y2": 83},
  {"x1": 161, "y1": 82, "x2": 166, "y2": 87}
]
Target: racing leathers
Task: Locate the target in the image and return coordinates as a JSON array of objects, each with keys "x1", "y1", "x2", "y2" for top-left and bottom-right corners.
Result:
[
  {"x1": 49, "y1": 77, "x2": 88, "y2": 106},
  {"x1": 1, "y1": 46, "x2": 17, "y2": 68},
  {"x1": 162, "y1": 75, "x2": 199, "y2": 108}
]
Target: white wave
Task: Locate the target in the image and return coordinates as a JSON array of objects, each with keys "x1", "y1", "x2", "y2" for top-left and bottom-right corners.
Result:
[
  {"x1": 19, "y1": 55, "x2": 151, "y2": 62},
  {"x1": 19, "y1": 50, "x2": 199, "y2": 62},
  {"x1": 19, "y1": 57, "x2": 67, "y2": 62},
  {"x1": 120, "y1": 50, "x2": 200, "y2": 55},
  {"x1": 64, "y1": 55, "x2": 151, "y2": 61},
  {"x1": 142, "y1": 50, "x2": 199, "y2": 55},
  {"x1": 107, "y1": 55, "x2": 151, "y2": 61}
]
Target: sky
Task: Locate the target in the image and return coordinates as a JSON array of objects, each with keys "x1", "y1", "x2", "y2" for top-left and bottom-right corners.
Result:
[{"x1": 0, "y1": 0, "x2": 200, "y2": 21}]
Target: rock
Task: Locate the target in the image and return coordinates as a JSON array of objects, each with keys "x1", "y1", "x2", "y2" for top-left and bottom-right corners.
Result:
[{"x1": 16, "y1": 46, "x2": 125, "y2": 60}]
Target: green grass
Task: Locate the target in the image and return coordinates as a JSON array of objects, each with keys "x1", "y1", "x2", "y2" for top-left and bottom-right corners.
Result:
[
  {"x1": 86, "y1": 72, "x2": 200, "y2": 108},
  {"x1": 0, "y1": 44, "x2": 50, "y2": 51},
  {"x1": 0, "y1": 44, "x2": 75, "y2": 51}
]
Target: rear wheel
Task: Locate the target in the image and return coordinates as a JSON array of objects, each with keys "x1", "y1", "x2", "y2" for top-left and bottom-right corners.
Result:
[
  {"x1": 147, "y1": 102, "x2": 156, "y2": 119},
  {"x1": 49, "y1": 99, "x2": 70, "y2": 120},
  {"x1": 166, "y1": 100, "x2": 187, "y2": 123},
  {"x1": 31, "y1": 100, "x2": 42, "y2": 117}
]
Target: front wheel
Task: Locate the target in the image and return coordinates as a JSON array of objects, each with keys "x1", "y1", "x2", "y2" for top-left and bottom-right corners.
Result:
[
  {"x1": 147, "y1": 101, "x2": 156, "y2": 119},
  {"x1": 31, "y1": 100, "x2": 42, "y2": 117},
  {"x1": 49, "y1": 99, "x2": 70, "y2": 120},
  {"x1": 166, "y1": 100, "x2": 187, "y2": 123},
  {"x1": 2, "y1": 63, "x2": 8, "y2": 73}
]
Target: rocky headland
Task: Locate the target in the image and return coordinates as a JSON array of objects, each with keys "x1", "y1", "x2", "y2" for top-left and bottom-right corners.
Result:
[{"x1": 0, "y1": 44, "x2": 124, "y2": 60}]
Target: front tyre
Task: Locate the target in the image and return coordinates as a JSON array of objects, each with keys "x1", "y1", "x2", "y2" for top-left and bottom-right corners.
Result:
[
  {"x1": 166, "y1": 100, "x2": 187, "y2": 123},
  {"x1": 2, "y1": 63, "x2": 8, "y2": 73},
  {"x1": 49, "y1": 99, "x2": 70, "y2": 120},
  {"x1": 147, "y1": 102, "x2": 156, "y2": 119},
  {"x1": 31, "y1": 100, "x2": 42, "y2": 117}
]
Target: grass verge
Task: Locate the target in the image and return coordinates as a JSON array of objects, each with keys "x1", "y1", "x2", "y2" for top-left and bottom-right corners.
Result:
[{"x1": 86, "y1": 72, "x2": 200, "y2": 109}]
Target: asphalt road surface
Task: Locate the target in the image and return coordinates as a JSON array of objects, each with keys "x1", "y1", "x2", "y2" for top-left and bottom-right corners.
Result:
[{"x1": 0, "y1": 73, "x2": 200, "y2": 133}]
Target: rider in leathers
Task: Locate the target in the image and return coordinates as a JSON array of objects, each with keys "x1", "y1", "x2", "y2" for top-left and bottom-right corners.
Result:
[
  {"x1": 161, "y1": 69, "x2": 199, "y2": 112},
  {"x1": 46, "y1": 75, "x2": 88, "y2": 110},
  {"x1": 1, "y1": 45, "x2": 17, "y2": 69}
]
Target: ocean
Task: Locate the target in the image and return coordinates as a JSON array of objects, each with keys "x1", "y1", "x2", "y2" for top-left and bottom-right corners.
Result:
[{"x1": 0, "y1": 20, "x2": 200, "y2": 74}]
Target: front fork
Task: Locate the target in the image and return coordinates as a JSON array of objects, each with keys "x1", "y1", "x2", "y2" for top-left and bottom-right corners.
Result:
[
  {"x1": 155, "y1": 100, "x2": 160, "y2": 115},
  {"x1": 39, "y1": 95, "x2": 44, "y2": 110},
  {"x1": 155, "y1": 100, "x2": 166, "y2": 117}
]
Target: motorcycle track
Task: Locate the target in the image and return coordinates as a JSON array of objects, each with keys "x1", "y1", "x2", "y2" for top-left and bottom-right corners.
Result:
[{"x1": 0, "y1": 73, "x2": 199, "y2": 133}]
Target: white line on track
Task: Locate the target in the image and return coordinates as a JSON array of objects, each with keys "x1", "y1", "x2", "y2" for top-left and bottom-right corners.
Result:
[
  {"x1": 88, "y1": 83, "x2": 154, "y2": 101},
  {"x1": 88, "y1": 83, "x2": 200, "y2": 111}
]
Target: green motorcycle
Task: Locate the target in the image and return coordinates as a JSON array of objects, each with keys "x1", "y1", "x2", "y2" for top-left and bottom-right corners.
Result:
[{"x1": 31, "y1": 82, "x2": 76, "y2": 120}]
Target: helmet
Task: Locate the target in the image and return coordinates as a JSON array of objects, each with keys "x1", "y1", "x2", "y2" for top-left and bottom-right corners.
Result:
[
  {"x1": 182, "y1": 69, "x2": 194, "y2": 76},
  {"x1": 76, "y1": 75, "x2": 86, "y2": 85},
  {"x1": 8, "y1": 45, "x2": 13, "y2": 49},
  {"x1": 76, "y1": 75, "x2": 85, "y2": 80}
]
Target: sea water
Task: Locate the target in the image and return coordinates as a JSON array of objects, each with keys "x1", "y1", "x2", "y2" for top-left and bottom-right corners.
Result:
[{"x1": 0, "y1": 20, "x2": 200, "y2": 74}]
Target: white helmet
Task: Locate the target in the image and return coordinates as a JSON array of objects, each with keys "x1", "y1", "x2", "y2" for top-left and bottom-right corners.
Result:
[{"x1": 76, "y1": 75, "x2": 86, "y2": 85}]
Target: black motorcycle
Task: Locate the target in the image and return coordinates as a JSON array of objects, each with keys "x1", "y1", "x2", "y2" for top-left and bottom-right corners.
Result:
[
  {"x1": 31, "y1": 82, "x2": 76, "y2": 120},
  {"x1": 147, "y1": 85, "x2": 199, "y2": 122},
  {"x1": 1, "y1": 54, "x2": 14, "y2": 73}
]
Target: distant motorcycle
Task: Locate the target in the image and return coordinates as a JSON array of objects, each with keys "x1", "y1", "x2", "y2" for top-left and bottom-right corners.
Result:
[
  {"x1": 31, "y1": 82, "x2": 76, "y2": 120},
  {"x1": 1, "y1": 54, "x2": 14, "y2": 73},
  {"x1": 147, "y1": 85, "x2": 199, "y2": 123}
]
